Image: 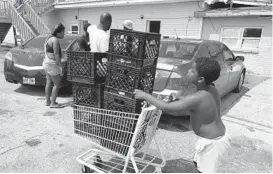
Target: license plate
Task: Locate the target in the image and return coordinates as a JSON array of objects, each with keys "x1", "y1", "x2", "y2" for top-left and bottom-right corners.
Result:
[{"x1": 22, "y1": 77, "x2": 35, "y2": 85}]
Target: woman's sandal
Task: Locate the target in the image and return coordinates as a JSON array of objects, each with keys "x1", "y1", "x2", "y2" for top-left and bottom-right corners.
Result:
[
  {"x1": 46, "y1": 101, "x2": 58, "y2": 106},
  {"x1": 50, "y1": 104, "x2": 65, "y2": 108}
]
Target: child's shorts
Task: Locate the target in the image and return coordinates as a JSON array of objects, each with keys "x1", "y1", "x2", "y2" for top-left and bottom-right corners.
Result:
[{"x1": 193, "y1": 132, "x2": 231, "y2": 173}]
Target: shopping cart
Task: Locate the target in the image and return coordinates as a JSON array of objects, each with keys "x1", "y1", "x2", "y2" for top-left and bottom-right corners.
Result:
[{"x1": 73, "y1": 103, "x2": 165, "y2": 173}]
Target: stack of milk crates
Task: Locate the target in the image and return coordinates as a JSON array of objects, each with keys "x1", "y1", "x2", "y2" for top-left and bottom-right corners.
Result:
[
  {"x1": 66, "y1": 29, "x2": 161, "y2": 155},
  {"x1": 101, "y1": 29, "x2": 161, "y2": 153},
  {"x1": 104, "y1": 29, "x2": 161, "y2": 114},
  {"x1": 66, "y1": 47, "x2": 108, "y2": 137}
]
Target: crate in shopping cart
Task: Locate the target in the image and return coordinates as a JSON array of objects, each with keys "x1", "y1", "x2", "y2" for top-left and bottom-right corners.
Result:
[
  {"x1": 105, "y1": 62, "x2": 156, "y2": 97},
  {"x1": 103, "y1": 91, "x2": 143, "y2": 114},
  {"x1": 73, "y1": 82, "x2": 104, "y2": 108},
  {"x1": 67, "y1": 51, "x2": 108, "y2": 85},
  {"x1": 109, "y1": 29, "x2": 161, "y2": 60},
  {"x1": 107, "y1": 53, "x2": 158, "y2": 68}
]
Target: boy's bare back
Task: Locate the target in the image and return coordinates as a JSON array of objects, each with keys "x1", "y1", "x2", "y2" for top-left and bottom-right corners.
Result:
[{"x1": 190, "y1": 86, "x2": 226, "y2": 139}]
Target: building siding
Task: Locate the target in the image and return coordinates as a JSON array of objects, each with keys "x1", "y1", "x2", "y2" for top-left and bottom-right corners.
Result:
[
  {"x1": 53, "y1": 2, "x2": 203, "y2": 38},
  {"x1": 201, "y1": 17, "x2": 272, "y2": 76}
]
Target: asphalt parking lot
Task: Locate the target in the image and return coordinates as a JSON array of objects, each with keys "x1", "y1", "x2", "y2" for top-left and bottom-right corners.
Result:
[{"x1": 0, "y1": 52, "x2": 272, "y2": 173}]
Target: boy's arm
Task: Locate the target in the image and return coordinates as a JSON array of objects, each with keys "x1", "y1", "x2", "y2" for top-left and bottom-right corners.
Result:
[{"x1": 135, "y1": 90, "x2": 200, "y2": 116}]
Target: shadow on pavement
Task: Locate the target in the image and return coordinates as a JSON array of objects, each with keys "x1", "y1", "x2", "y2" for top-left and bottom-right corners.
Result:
[
  {"x1": 220, "y1": 85, "x2": 250, "y2": 115},
  {"x1": 158, "y1": 114, "x2": 191, "y2": 132},
  {"x1": 162, "y1": 158, "x2": 199, "y2": 173},
  {"x1": 14, "y1": 85, "x2": 45, "y2": 97},
  {"x1": 14, "y1": 84, "x2": 72, "y2": 97}
]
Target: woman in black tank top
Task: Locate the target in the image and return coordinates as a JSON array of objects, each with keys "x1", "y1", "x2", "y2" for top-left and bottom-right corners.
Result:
[{"x1": 43, "y1": 23, "x2": 65, "y2": 108}]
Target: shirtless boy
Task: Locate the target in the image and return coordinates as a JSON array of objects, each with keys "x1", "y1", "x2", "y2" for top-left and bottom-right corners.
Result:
[{"x1": 134, "y1": 57, "x2": 231, "y2": 173}]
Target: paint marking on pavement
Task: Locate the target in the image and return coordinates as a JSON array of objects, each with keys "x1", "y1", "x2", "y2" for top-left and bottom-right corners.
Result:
[{"x1": 223, "y1": 115, "x2": 272, "y2": 134}]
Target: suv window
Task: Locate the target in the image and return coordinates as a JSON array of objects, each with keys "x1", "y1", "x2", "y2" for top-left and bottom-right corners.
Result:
[{"x1": 222, "y1": 45, "x2": 234, "y2": 61}]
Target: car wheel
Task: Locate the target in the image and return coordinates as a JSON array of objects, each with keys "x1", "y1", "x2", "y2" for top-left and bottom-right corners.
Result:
[{"x1": 233, "y1": 71, "x2": 245, "y2": 93}]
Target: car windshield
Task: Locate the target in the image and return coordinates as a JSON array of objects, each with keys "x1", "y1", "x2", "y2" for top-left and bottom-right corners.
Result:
[
  {"x1": 159, "y1": 41, "x2": 199, "y2": 61},
  {"x1": 23, "y1": 36, "x2": 77, "y2": 50}
]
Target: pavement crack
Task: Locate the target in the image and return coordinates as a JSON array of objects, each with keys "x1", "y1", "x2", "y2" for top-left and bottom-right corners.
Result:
[
  {"x1": 0, "y1": 134, "x2": 46, "y2": 156},
  {"x1": 0, "y1": 144, "x2": 26, "y2": 156}
]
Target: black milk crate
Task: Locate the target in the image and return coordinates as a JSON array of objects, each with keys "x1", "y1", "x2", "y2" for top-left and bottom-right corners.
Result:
[
  {"x1": 104, "y1": 86, "x2": 135, "y2": 99},
  {"x1": 108, "y1": 53, "x2": 158, "y2": 68},
  {"x1": 103, "y1": 91, "x2": 143, "y2": 114},
  {"x1": 109, "y1": 29, "x2": 161, "y2": 59},
  {"x1": 105, "y1": 62, "x2": 157, "y2": 96},
  {"x1": 67, "y1": 51, "x2": 108, "y2": 85},
  {"x1": 73, "y1": 82, "x2": 104, "y2": 108}
]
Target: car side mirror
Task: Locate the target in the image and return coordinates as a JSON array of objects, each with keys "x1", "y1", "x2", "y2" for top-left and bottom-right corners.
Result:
[{"x1": 236, "y1": 56, "x2": 245, "y2": 62}]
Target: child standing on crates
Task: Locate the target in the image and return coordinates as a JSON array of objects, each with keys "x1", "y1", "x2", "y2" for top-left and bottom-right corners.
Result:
[{"x1": 134, "y1": 57, "x2": 231, "y2": 173}]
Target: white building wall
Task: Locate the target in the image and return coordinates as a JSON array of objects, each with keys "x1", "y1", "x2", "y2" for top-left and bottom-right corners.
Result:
[
  {"x1": 202, "y1": 17, "x2": 272, "y2": 77},
  {"x1": 56, "y1": 2, "x2": 203, "y2": 38}
]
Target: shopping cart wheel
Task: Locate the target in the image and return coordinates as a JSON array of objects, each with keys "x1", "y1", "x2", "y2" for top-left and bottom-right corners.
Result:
[
  {"x1": 81, "y1": 165, "x2": 95, "y2": 173},
  {"x1": 94, "y1": 154, "x2": 103, "y2": 167},
  {"x1": 155, "y1": 167, "x2": 162, "y2": 173}
]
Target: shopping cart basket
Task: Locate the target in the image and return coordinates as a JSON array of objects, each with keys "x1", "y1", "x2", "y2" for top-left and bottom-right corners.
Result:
[{"x1": 73, "y1": 104, "x2": 165, "y2": 173}]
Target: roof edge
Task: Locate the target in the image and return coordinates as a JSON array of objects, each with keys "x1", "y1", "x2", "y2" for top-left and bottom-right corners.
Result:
[
  {"x1": 54, "y1": 0, "x2": 200, "y2": 9},
  {"x1": 194, "y1": 6, "x2": 272, "y2": 17}
]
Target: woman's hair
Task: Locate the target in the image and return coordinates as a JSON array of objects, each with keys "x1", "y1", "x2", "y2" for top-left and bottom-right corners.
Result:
[
  {"x1": 195, "y1": 57, "x2": 221, "y2": 85},
  {"x1": 52, "y1": 23, "x2": 65, "y2": 37}
]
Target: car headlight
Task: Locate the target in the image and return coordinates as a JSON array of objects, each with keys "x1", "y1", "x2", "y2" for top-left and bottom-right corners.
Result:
[
  {"x1": 5, "y1": 52, "x2": 12, "y2": 61},
  {"x1": 165, "y1": 72, "x2": 187, "y2": 90}
]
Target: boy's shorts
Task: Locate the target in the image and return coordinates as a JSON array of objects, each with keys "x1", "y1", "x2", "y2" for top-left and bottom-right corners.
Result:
[{"x1": 193, "y1": 132, "x2": 231, "y2": 173}]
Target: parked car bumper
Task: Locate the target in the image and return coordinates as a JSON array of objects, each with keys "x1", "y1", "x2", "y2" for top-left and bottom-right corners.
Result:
[{"x1": 4, "y1": 59, "x2": 70, "y2": 87}]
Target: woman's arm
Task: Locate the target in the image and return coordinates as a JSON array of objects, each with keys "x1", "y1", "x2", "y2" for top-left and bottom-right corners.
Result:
[{"x1": 52, "y1": 38, "x2": 62, "y2": 66}]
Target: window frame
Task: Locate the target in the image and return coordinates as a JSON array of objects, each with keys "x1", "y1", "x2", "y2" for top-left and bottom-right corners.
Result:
[
  {"x1": 220, "y1": 27, "x2": 263, "y2": 52},
  {"x1": 69, "y1": 24, "x2": 79, "y2": 35}
]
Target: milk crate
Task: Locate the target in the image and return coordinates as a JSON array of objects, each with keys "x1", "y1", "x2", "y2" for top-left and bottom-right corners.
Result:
[
  {"x1": 67, "y1": 51, "x2": 108, "y2": 85},
  {"x1": 103, "y1": 91, "x2": 144, "y2": 114},
  {"x1": 72, "y1": 82, "x2": 104, "y2": 108},
  {"x1": 105, "y1": 62, "x2": 156, "y2": 97},
  {"x1": 109, "y1": 29, "x2": 161, "y2": 59},
  {"x1": 107, "y1": 53, "x2": 158, "y2": 68}
]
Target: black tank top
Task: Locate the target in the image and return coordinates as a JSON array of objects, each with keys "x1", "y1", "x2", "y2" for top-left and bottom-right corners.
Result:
[{"x1": 46, "y1": 36, "x2": 62, "y2": 58}]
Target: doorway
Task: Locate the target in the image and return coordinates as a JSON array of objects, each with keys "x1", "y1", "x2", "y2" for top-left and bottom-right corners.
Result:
[{"x1": 147, "y1": 21, "x2": 161, "y2": 33}]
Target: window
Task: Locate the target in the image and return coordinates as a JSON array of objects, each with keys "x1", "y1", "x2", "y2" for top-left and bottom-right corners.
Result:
[
  {"x1": 147, "y1": 21, "x2": 161, "y2": 33},
  {"x1": 207, "y1": 44, "x2": 223, "y2": 63},
  {"x1": 159, "y1": 41, "x2": 198, "y2": 61},
  {"x1": 222, "y1": 46, "x2": 234, "y2": 61},
  {"x1": 241, "y1": 28, "x2": 262, "y2": 49},
  {"x1": 221, "y1": 27, "x2": 262, "y2": 50},
  {"x1": 70, "y1": 24, "x2": 79, "y2": 34}
]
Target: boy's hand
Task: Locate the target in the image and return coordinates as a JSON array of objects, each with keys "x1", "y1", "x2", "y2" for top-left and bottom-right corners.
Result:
[{"x1": 134, "y1": 89, "x2": 147, "y2": 100}]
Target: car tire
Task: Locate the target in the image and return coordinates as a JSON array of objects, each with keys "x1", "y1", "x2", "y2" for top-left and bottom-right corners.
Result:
[{"x1": 233, "y1": 71, "x2": 245, "y2": 93}]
